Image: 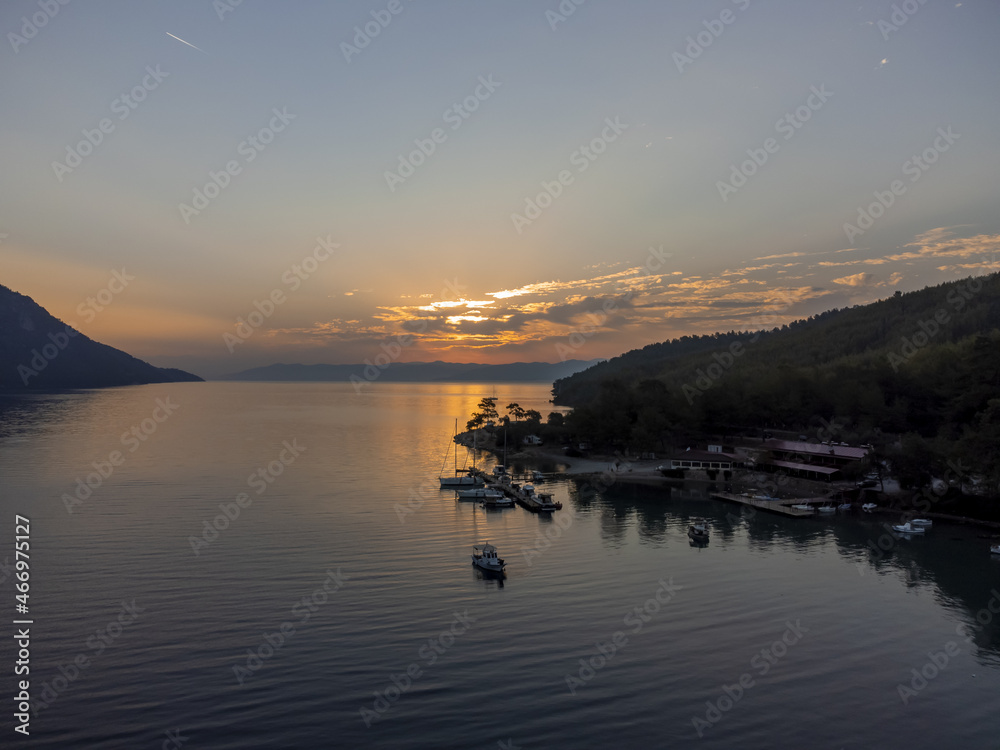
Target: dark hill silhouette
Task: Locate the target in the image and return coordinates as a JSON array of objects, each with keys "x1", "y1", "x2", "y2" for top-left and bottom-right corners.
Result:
[{"x1": 0, "y1": 283, "x2": 202, "y2": 390}]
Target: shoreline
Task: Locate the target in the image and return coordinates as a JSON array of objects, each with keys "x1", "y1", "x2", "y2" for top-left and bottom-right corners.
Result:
[{"x1": 465, "y1": 438, "x2": 1000, "y2": 532}]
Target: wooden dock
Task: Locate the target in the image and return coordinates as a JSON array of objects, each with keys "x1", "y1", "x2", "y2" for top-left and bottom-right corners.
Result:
[
  {"x1": 710, "y1": 492, "x2": 825, "y2": 518},
  {"x1": 470, "y1": 469, "x2": 560, "y2": 513}
]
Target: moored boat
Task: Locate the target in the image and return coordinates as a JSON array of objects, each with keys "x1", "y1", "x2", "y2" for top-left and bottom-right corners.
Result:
[
  {"x1": 439, "y1": 420, "x2": 485, "y2": 488},
  {"x1": 862, "y1": 503, "x2": 877, "y2": 512},
  {"x1": 838, "y1": 503, "x2": 852, "y2": 511},
  {"x1": 472, "y1": 543, "x2": 505, "y2": 572},
  {"x1": 892, "y1": 522, "x2": 925, "y2": 534},
  {"x1": 520, "y1": 484, "x2": 562, "y2": 512},
  {"x1": 818, "y1": 505, "x2": 836, "y2": 514},
  {"x1": 480, "y1": 493, "x2": 515, "y2": 509},
  {"x1": 991, "y1": 544, "x2": 1000, "y2": 555},
  {"x1": 910, "y1": 519, "x2": 933, "y2": 528},
  {"x1": 792, "y1": 503, "x2": 815, "y2": 512},
  {"x1": 456, "y1": 487, "x2": 503, "y2": 501},
  {"x1": 440, "y1": 472, "x2": 484, "y2": 488}
]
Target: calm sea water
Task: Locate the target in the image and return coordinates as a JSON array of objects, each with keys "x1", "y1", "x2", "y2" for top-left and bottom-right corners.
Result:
[{"x1": 1, "y1": 382, "x2": 999, "y2": 749}]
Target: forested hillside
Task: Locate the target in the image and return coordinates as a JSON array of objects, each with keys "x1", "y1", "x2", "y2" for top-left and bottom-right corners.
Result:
[{"x1": 553, "y1": 273, "x2": 1000, "y2": 494}]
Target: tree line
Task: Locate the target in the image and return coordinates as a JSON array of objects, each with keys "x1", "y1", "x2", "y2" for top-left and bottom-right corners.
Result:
[{"x1": 551, "y1": 272, "x2": 1000, "y2": 499}]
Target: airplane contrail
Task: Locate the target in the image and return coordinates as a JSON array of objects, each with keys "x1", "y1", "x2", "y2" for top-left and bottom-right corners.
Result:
[{"x1": 165, "y1": 32, "x2": 208, "y2": 54}]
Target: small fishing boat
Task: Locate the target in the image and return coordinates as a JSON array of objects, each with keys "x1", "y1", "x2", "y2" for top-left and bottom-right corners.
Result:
[
  {"x1": 892, "y1": 522, "x2": 925, "y2": 534},
  {"x1": 818, "y1": 505, "x2": 836, "y2": 514},
  {"x1": 837, "y1": 503, "x2": 852, "y2": 511},
  {"x1": 688, "y1": 519, "x2": 710, "y2": 542},
  {"x1": 862, "y1": 503, "x2": 878, "y2": 512},
  {"x1": 472, "y1": 543, "x2": 505, "y2": 572},
  {"x1": 792, "y1": 504, "x2": 815, "y2": 512},
  {"x1": 910, "y1": 519, "x2": 933, "y2": 528}
]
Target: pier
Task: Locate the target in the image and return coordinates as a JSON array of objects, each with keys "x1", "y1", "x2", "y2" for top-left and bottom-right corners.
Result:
[
  {"x1": 711, "y1": 492, "x2": 828, "y2": 518},
  {"x1": 469, "y1": 469, "x2": 561, "y2": 513}
]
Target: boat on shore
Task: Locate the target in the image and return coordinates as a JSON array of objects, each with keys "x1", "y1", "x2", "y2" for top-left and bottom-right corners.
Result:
[
  {"x1": 472, "y1": 543, "x2": 505, "y2": 572},
  {"x1": 892, "y1": 522, "x2": 925, "y2": 534},
  {"x1": 688, "y1": 519, "x2": 710, "y2": 542}
]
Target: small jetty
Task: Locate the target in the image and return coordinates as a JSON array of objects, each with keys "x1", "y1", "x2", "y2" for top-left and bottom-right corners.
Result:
[
  {"x1": 711, "y1": 492, "x2": 829, "y2": 518},
  {"x1": 469, "y1": 469, "x2": 562, "y2": 513}
]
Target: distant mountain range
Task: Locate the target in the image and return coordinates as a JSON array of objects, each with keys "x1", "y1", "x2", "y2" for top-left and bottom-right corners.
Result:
[
  {"x1": 223, "y1": 360, "x2": 601, "y2": 383},
  {"x1": 0, "y1": 283, "x2": 202, "y2": 390}
]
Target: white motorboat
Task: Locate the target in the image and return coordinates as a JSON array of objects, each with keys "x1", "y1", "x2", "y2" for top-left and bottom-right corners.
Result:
[
  {"x1": 472, "y1": 543, "x2": 505, "y2": 572},
  {"x1": 910, "y1": 519, "x2": 933, "y2": 528},
  {"x1": 818, "y1": 505, "x2": 836, "y2": 514},
  {"x1": 456, "y1": 487, "x2": 503, "y2": 501},
  {"x1": 892, "y1": 522, "x2": 925, "y2": 534},
  {"x1": 792, "y1": 504, "x2": 815, "y2": 512},
  {"x1": 862, "y1": 503, "x2": 878, "y2": 512}
]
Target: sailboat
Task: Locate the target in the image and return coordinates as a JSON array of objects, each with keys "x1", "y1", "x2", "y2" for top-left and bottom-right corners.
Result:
[{"x1": 439, "y1": 419, "x2": 484, "y2": 488}]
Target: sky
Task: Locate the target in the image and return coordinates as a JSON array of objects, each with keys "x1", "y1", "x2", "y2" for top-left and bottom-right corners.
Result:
[{"x1": 2, "y1": 0, "x2": 999, "y2": 378}]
